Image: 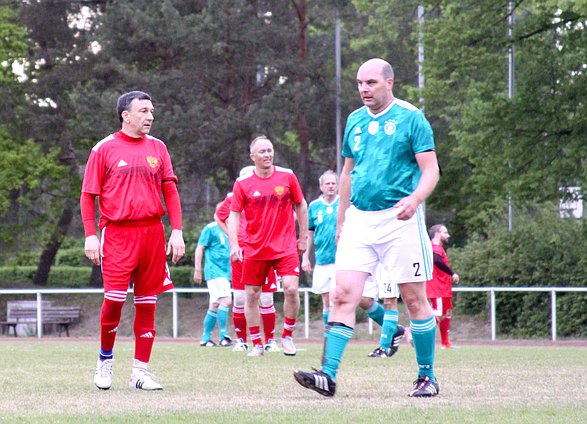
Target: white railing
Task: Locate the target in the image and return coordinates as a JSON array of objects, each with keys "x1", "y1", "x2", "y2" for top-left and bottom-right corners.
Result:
[{"x1": 0, "y1": 286, "x2": 585, "y2": 340}]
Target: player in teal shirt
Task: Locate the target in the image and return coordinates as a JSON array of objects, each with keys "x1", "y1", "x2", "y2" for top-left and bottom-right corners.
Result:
[
  {"x1": 194, "y1": 218, "x2": 233, "y2": 347},
  {"x1": 295, "y1": 58, "x2": 441, "y2": 398}
]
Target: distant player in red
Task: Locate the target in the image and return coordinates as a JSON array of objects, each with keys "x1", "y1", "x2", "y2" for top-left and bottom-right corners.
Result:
[
  {"x1": 426, "y1": 224, "x2": 460, "y2": 349},
  {"x1": 81, "y1": 91, "x2": 185, "y2": 391},
  {"x1": 215, "y1": 175, "x2": 281, "y2": 353},
  {"x1": 228, "y1": 136, "x2": 308, "y2": 357}
]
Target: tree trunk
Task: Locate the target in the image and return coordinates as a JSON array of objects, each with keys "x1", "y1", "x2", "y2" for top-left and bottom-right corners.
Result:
[
  {"x1": 33, "y1": 128, "x2": 78, "y2": 286},
  {"x1": 33, "y1": 201, "x2": 74, "y2": 286},
  {"x1": 89, "y1": 264, "x2": 103, "y2": 288}
]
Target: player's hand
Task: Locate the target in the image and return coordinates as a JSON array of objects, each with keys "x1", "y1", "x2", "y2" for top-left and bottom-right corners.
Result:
[
  {"x1": 193, "y1": 270, "x2": 203, "y2": 285},
  {"x1": 297, "y1": 237, "x2": 307, "y2": 256},
  {"x1": 452, "y1": 273, "x2": 460, "y2": 284},
  {"x1": 393, "y1": 195, "x2": 420, "y2": 220},
  {"x1": 230, "y1": 245, "x2": 243, "y2": 262},
  {"x1": 301, "y1": 256, "x2": 312, "y2": 272},
  {"x1": 84, "y1": 235, "x2": 101, "y2": 266},
  {"x1": 167, "y1": 229, "x2": 185, "y2": 264}
]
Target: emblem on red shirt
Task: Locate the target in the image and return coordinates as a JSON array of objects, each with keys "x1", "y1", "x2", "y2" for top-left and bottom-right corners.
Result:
[
  {"x1": 146, "y1": 156, "x2": 158, "y2": 168},
  {"x1": 275, "y1": 186, "x2": 284, "y2": 196}
]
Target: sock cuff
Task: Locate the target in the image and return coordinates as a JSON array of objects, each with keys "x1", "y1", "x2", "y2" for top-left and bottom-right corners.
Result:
[{"x1": 410, "y1": 316, "x2": 437, "y2": 333}]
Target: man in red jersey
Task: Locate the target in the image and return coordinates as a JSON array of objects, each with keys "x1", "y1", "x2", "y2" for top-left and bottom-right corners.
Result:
[
  {"x1": 81, "y1": 91, "x2": 185, "y2": 391},
  {"x1": 215, "y1": 170, "x2": 281, "y2": 353},
  {"x1": 426, "y1": 224, "x2": 459, "y2": 349},
  {"x1": 228, "y1": 136, "x2": 308, "y2": 357}
]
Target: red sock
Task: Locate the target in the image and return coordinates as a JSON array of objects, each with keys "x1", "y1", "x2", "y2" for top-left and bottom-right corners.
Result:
[
  {"x1": 439, "y1": 317, "x2": 451, "y2": 346},
  {"x1": 249, "y1": 325, "x2": 263, "y2": 347},
  {"x1": 133, "y1": 297, "x2": 157, "y2": 363},
  {"x1": 281, "y1": 316, "x2": 297, "y2": 339},
  {"x1": 260, "y1": 304, "x2": 276, "y2": 343},
  {"x1": 232, "y1": 306, "x2": 247, "y2": 342},
  {"x1": 100, "y1": 298, "x2": 124, "y2": 352}
]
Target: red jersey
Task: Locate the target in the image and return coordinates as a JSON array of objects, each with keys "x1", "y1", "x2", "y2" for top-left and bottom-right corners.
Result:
[
  {"x1": 216, "y1": 193, "x2": 248, "y2": 245},
  {"x1": 81, "y1": 131, "x2": 178, "y2": 229},
  {"x1": 426, "y1": 242, "x2": 453, "y2": 298},
  {"x1": 230, "y1": 166, "x2": 304, "y2": 260}
]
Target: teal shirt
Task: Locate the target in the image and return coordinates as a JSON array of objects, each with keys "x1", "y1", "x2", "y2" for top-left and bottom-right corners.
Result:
[
  {"x1": 308, "y1": 195, "x2": 339, "y2": 265},
  {"x1": 197, "y1": 222, "x2": 231, "y2": 281},
  {"x1": 342, "y1": 99, "x2": 435, "y2": 211}
]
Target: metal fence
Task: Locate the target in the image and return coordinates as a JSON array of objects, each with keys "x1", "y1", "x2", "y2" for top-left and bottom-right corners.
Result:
[{"x1": 1, "y1": 286, "x2": 586, "y2": 340}]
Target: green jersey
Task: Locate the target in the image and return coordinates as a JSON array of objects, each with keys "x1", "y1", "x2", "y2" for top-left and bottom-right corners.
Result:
[
  {"x1": 342, "y1": 99, "x2": 435, "y2": 211},
  {"x1": 308, "y1": 195, "x2": 339, "y2": 265},
  {"x1": 197, "y1": 222, "x2": 231, "y2": 281}
]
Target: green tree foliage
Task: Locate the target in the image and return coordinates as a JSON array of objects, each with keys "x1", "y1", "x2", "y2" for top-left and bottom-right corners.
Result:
[{"x1": 451, "y1": 205, "x2": 586, "y2": 336}]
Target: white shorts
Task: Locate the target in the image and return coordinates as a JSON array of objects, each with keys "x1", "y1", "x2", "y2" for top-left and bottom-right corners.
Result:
[
  {"x1": 207, "y1": 277, "x2": 232, "y2": 304},
  {"x1": 312, "y1": 264, "x2": 336, "y2": 294},
  {"x1": 335, "y1": 205, "x2": 433, "y2": 284},
  {"x1": 361, "y1": 264, "x2": 400, "y2": 299}
]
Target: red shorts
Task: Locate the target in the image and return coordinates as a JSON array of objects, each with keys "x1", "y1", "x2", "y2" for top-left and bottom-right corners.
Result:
[
  {"x1": 231, "y1": 259, "x2": 277, "y2": 292},
  {"x1": 429, "y1": 297, "x2": 453, "y2": 316},
  {"x1": 101, "y1": 219, "x2": 173, "y2": 296},
  {"x1": 242, "y1": 253, "x2": 299, "y2": 287}
]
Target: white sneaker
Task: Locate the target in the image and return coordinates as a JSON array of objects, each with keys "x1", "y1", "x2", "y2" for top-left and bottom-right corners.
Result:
[
  {"x1": 281, "y1": 336, "x2": 297, "y2": 356},
  {"x1": 232, "y1": 338, "x2": 249, "y2": 352},
  {"x1": 94, "y1": 358, "x2": 113, "y2": 390},
  {"x1": 264, "y1": 339, "x2": 281, "y2": 352},
  {"x1": 128, "y1": 367, "x2": 163, "y2": 390},
  {"x1": 247, "y1": 345, "x2": 264, "y2": 357}
]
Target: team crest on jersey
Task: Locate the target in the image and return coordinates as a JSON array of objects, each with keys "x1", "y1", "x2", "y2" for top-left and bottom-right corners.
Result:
[
  {"x1": 146, "y1": 156, "x2": 159, "y2": 168},
  {"x1": 384, "y1": 120, "x2": 397, "y2": 136},
  {"x1": 275, "y1": 186, "x2": 285, "y2": 196},
  {"x1": 368, "y1": 121, "x2": 379, "y2": 135},
  {"x1": 326, "y1": 206, "x2": 333, "y2": 214}
]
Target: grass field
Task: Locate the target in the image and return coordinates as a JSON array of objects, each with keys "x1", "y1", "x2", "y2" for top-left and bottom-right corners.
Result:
[{"x1": 0, "y1": 339, "x2": 585, "y2": 423}]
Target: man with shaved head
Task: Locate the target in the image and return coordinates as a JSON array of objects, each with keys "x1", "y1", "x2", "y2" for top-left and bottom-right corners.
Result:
[{"x1": 295, "y1": 58, "x2": 441, "y2": 398}]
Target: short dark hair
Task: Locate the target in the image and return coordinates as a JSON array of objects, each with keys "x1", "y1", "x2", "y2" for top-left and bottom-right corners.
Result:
[{"x1": 117, "y1": 91, "x2": 151, "y2": 123}]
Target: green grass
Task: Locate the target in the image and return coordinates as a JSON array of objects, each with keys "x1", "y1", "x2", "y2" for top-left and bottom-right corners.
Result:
[{"x1": 0, "y1": 340, "x2": 585, "y2": 423}]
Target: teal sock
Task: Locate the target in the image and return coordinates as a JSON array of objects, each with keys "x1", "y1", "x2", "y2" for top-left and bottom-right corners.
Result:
[
  {"x1": 321, "y1": 323, "x2": 353, "y2": 380},
  {"x1": 410, "y1": 316, "x2": 437, "y2": 381},
  {"x1": 322, "y1": 309, "x2": 330, "y2": 325},
  {"x1": 217, "y1": 305, "x2": 229, "y2": 339},
  {"x1": 202, "y1": 309, "x2": 217, "y2": 341},
  {"x1": 366, "y1": 301, "x2": 384, "y2": 326},
  {"x1": 380, "y1": 310, "x2": 399, "y2": 349}
]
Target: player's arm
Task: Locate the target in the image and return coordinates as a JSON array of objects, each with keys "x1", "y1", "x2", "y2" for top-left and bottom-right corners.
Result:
[
  {"x1": 162, "y1": 180, "x2": 185, "y2": 263},
  {"x1": 302, "y1": 230, "x2": 314, "y2": 272},
  {"x1": 433, "y1": 253, "x2": 454, "y2": 276},
  {"x1": 394, "y1": 151, "x2": 440, "y2": 221},
  {"x1": 227, "y1": 210, "x2": 243, "y2": 262},
  {"x1": 80, "y1": 192, "x2": 101, "y2": 266},
  {"x1": 193, "y1": 245, "x2": 205, "y2": 285},
  {"x1": 294, "y1": 198, "x2": 309, "y2": 256},
  {"x1": 214, "y1": 212, "x2": 229, "y2": 235},
  {"x1": 336, "y1": 157, "x2": 354, "y2": 242}
]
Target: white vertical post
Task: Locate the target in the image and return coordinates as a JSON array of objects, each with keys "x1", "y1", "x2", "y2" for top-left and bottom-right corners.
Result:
[
  {"x1": 172, "y1": 291, "x2": 178, "y2": 339},
  {"x1": 368, "y1": 318, "x2": 373, "y2": 335},
  {"x1": 304, "y1": 290, "x2": 310, "y2": 339},
  {"x1": 490, "y1": 289, "x2": 496, "y2": 341},
  {"x1": 36, "y1": 292, "x2": 43, "y2": 338},
  {"x1": 335, "y1": 12, "x2": 342, "y2": 176},
  {"x1": 551, "y1": 290, "x2": 557, "y2": 341}
]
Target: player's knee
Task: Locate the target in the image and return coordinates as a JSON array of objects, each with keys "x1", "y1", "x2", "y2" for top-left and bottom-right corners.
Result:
[
  {"x1": 358, "y1": 297, "x2": 373, "y2": 310},
  {"x1": 219, "y1": 297, "x2": 232, "y2": 308}
]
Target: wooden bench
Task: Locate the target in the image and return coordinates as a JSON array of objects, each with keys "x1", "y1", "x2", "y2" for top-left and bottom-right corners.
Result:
[{"x1": 1, "y1": 301, "x2": 81, "y2": 337}]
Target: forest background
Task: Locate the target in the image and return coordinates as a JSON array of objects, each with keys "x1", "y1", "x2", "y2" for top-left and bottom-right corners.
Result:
[{"x1": 0, "y1": 0, "x2": 585, "y2": 337}]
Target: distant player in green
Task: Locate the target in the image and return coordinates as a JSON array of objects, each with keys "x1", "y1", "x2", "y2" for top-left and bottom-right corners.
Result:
[
  {"x1": 295, "y1": 58, "x2": 441, "y2": 398},
  {"x1": 193, "y1": 207, "x2": 233, "y2": 347},
  {"x1": 302, "y1": 170, "x2": 339, "y2": 324}
]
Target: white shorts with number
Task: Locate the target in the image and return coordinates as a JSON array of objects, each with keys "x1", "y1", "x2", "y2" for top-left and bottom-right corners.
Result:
[
  {"x1": 361, "y1": 264, "x2": 400, "y2": 299},
  {"x1": 335, "y1": 205, "x2": 433, "y2": 284},
  {"x1": 207, "y1": 277, "x2": 232, "y2": 304},
  {"x1": 312, "y1": 264, "x2": 336, "y2": 294}
]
